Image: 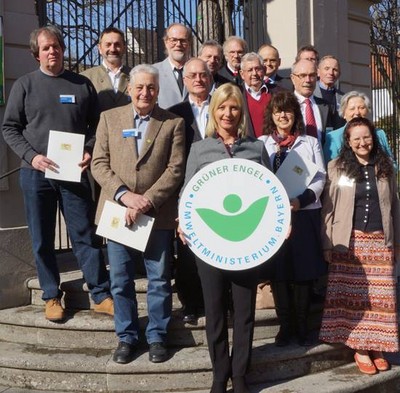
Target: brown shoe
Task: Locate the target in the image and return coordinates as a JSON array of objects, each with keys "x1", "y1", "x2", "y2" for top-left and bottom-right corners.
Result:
[
  {"x1": 45, "y1": 298, "x2": 65, "y2": 322},
  {"x1": 94, "y1": 297, "x2": 114, "y2": 316}
]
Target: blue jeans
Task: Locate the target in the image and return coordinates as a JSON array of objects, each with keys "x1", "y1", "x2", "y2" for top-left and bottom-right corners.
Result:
[
  {"x1": 19, "y1": 168, "x2": 110, "y2": 303},
  {"x1": 107, "y1": 229, "x2": 173, "y2": 345}
]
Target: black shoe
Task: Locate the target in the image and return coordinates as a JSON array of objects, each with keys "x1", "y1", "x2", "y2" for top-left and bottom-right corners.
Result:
[
  {"x1": 113, "y1": 341, "x2": 136, "y2": 364},
  {"x1": 275, "y1": 328, "x2": 292, "y2": 347},
  {"x1": 297, "y1": 332, "x2": 314, "y2": 347},
  {"x1": 183, "y1": 313, "x2": 198, "y2": 324},
  {"x1": 232, "y1": 377, "x2": 250, "y2": 393},
  {"x1": 149, "y1": 342, "x2": 168, "y2": 363}
]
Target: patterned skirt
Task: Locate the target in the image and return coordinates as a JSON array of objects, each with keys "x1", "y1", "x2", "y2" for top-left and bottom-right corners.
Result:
[{"x1": 319, "y1": 230, "x2": 399, "y2": 352}]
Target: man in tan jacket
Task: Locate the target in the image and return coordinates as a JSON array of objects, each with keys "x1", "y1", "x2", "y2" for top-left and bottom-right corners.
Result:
[
  {"x1": 91, "y1": 64, "x2": 185, "y2": 365},
  {"x1": 81, "y1": 27, "x2": 131, "y2": 112}
]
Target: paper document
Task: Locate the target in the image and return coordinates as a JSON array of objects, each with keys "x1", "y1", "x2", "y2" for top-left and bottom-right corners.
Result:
[
  {"x1": 45, "y1": 130, "x2": 84, "y2": 182},
  {"x1": 96, "y1": 200, "x2": 155, "y2": 252},
  {"x1": 275, "y1": 150, "x2": 319, "y2": 198}
]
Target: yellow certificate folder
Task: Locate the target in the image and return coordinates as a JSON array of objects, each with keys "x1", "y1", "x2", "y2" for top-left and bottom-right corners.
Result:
[
  {"x1": 45, "y1": 130, "x2": 84, "y2": 182},
  {"x1": 96, "y1": 200, "x2": 155, "y2": 252}
]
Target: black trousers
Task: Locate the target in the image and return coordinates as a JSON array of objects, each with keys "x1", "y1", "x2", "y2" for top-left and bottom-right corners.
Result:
[
  {"x1": 175, "y1": 238, "x2": 204, "y2": 311},
  {"x1": 196, "y1": 257, "x2": 257, "y2": 382}
]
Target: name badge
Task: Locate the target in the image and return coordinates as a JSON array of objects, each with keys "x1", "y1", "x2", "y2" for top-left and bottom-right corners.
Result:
[
  {"x1": 59, "y1": 95, "x2": 76, "y2": 104},
  {"x1": 122, "y1": 129, "x2": 141, "y2": 138},
  {"x1": 338, "y1": 175, "x2": 354, "y2": 187}
]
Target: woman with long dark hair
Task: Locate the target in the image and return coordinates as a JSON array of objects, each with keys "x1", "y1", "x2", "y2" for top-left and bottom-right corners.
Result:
[{"x1": 320, "y1": 117, "x2": 399, "y2": 374}]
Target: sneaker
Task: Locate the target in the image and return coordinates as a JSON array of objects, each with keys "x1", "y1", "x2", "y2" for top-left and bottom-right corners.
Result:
[
  {"x1": 94, "y1": 297, "x2": 114, "y2": 316},
  {"x1": 45, "y1": 298, "x2": 65, "y2": 322}
]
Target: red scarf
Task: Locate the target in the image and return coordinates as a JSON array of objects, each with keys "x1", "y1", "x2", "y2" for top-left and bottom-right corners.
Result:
[{"x1": 271, "y1": 130, "x2": 300, "y2": 150}]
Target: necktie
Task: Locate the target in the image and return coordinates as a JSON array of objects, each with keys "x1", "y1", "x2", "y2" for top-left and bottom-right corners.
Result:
[
  {"x1": 175, "y1": 68, "x2": 184, "y2": 94},
  {"x1": 305, "y1": 98, "x2": 318, "y2": 138}
]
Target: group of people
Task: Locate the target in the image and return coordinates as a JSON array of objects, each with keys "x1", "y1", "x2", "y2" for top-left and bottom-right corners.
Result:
[{"x1": 2, "y1": 21, "x2": 399, "y2": 393}]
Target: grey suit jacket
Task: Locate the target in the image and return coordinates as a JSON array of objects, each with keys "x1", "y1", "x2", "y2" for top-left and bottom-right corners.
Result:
[
  {"x1": 81, "y1": 65, "x2": 131, "y2": 112},
  {"x1": 183, "y1": 136, "x2": 271, "y2": 190},
  {"x1": 91, "y1": 104, "x2": 186, "y2": 229},
  {"x1": 153, "y1": 58, "x2": 187, "y2": 109}
]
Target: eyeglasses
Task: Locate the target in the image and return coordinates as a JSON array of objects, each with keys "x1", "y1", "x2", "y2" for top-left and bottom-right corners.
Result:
[
  {"x1": 272, "y1": 110, "x2": 294, "y2": 116},
  {"x1": 167, "y1": 37, "x2": 189, "y2": 46},
  {"x1": 349, "y1": 136, "x2": 373, "y2": 144},
  {"x1": 184, "y1": 72, "x2": 210, "y2": 80},
  {"x1": 292, "y1": 73, "x2": 317, "y2": 80},
  {"x1": 228, "y1": 50, "x2": 244, "y2": 56},
  {"x1": 242, "y1": 66, "x2": 264, "y2": 74}
]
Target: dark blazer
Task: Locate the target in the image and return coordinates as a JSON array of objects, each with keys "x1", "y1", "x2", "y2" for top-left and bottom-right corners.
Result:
[
  {"x1": 153, "y1": 58, "x2": 188, "y2": 109},
  {"x1": 314, "y1": 95, "x2": 330, "y2": 145},
  {"x1": 213, "y1": 72, "x2": 231, "y2": 89},
  {"x1": 168, "y1": 100, "x2": 205, "y2": 157},
  {"x1": 91, "y1": 104, "x2": 186, "y2": 230},
  {"x1": 217, "y1": 64, "x2": 243, "y2": 86},
  {"x1": 296, "y1": 94, "x2": 330, "y2": 146},
  {"x1": 267, "y1": 73, "x2": 293, "y2": 91},
  {"x1": 81, "y1": 65, "x2": 131, "y2": 112},
  {"x1": 313, "y1": 83, "x2": 346, "y2": 130}
]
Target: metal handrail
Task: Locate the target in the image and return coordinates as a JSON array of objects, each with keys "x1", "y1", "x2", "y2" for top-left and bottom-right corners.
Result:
[{"x1": 0, "y1": 167, "x2": 20, "y2": 180}]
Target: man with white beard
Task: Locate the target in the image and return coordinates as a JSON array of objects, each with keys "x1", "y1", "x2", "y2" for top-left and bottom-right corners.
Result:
[{"x1": 153, "y1": 23, "x2": 192, "y2": 108}]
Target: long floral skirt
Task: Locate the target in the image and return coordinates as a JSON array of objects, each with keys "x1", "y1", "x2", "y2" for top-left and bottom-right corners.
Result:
[{"x1": 319, "y1": 230, "x2": 399, "y2": 352}]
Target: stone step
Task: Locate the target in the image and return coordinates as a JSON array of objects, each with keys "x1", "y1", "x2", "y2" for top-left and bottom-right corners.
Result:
[
  {"x1": 0, "y1": 339, "x2": 354, "y2": 392},
  {"x1": 255, "y1": 353, "x2": 400, "y2": 392},
  {"x1": 0, "y1": 305, "x2": 284, "y2": 349},
  {"x1": 27, "y1": 271, "x2": 184, "y2": 311}
]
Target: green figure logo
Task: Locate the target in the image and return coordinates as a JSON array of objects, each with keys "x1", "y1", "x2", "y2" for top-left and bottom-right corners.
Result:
[{"x1": 196, "y1": 194, "x2": 269, "y2": 242}]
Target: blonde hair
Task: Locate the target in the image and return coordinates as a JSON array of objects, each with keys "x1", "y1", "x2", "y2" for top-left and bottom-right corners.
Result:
[{"x1": 205, "y1": 83, "x2": 247, "y2": 138}]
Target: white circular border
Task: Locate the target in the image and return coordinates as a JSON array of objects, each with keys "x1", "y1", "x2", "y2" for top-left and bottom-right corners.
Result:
[{"x1": 179, "y1": 158, "x2": 291, "y2": 271}]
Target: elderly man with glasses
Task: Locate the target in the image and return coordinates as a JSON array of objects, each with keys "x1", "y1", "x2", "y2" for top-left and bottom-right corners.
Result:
[{"x1": 291, "y1": 59, "x2": 329, "y2": 146}]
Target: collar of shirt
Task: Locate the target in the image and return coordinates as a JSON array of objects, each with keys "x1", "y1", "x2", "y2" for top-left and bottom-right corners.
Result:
[
  {"x1": 133, "y1": 109, "x2": 152, "y2": 122},
  {"x1": 227, "y1": 63, "x2": 239, "y2": 75},
  {"x1": 168, "y1": 58, "x2": 183, "y2": 73},
  {"x1": 294, "y1": 91, "x2": 323, "y2": 140},
  {"x1": 318, "y1": 81, "x2": 336, "y2": 92},
  {"x1": 265, "y1": 74, "x2": 276, "y2": 84},
  {"x1": 245, "y1": 82, "x2": 268, "y2": 100},
  {"x1": 189, "y1": 96, "x2": 210, "y2": 108},
  {"x1": 103, "y1": 61, "x2": 123, "y2": 92},
  {"x1": 294, "y1": 90, "x2": 316, "y2": 105},
  {"x1": 189, "y1": 97, "x2": 209, "y2": 139},
  {"x1": 103, "y1": 60, "x2": 123, "y2": 76}
]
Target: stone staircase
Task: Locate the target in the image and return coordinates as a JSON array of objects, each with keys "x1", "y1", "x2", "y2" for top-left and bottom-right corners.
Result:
[{"x1": 0, "y1": 253, "x2": 399, "y2": 392}]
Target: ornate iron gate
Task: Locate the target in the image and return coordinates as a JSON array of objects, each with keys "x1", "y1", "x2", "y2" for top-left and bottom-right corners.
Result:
[
  {"x1": 371, "y1": 51, "x2": 400, "y2": 184},
  {"x1": 35, "y1": 0, "x2": 252, "y2": 73}
]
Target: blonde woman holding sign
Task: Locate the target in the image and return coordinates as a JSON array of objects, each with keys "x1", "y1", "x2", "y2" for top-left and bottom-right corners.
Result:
[{"x1": 178, "y1": 83, "x2": 271, "y2": 393}]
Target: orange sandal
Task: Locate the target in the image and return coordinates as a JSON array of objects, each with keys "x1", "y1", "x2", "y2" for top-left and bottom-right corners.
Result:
[
  {"x1": 354, "y1": 353, "x2": 377, "y2": 375},
  {"x1": 371, "y1": 355, "x2": 390, "y2": 371}
]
